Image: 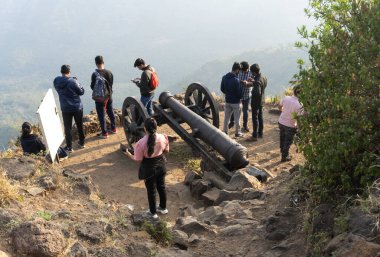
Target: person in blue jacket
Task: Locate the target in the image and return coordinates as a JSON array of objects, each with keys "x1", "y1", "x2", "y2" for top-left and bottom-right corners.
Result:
[
  {"x1": 53, "y1": 64, "x2": 85, "y2": 152},
  {"x1": 221, "y1": 62, "x2": 243, "y2": 137}
]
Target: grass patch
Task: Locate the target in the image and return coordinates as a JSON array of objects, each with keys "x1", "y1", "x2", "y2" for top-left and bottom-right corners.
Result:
[
  {"x1": 36, "y1": 210, "x2": 53, "y2": 221},
  {"x1": 0, "y1": 170, "x2": 22, "y2": 207},
  {"x1": 142, "y1": 221, "x2": 172, "y2": 246}
]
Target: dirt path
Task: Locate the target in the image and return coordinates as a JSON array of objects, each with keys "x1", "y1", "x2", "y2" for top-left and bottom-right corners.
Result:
[{"x1": 63, "y1": 107, "x2": 302, "y2": 224}]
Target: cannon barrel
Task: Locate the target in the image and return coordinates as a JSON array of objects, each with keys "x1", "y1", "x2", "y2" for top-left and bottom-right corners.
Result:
[{"x1": 159, "y1": 91, "x2": 249, "y2": 169}]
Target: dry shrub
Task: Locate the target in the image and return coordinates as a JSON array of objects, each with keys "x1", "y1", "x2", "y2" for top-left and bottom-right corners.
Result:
[{"x1": 0, "y1": 169, "x2": 21, "y2": 207}]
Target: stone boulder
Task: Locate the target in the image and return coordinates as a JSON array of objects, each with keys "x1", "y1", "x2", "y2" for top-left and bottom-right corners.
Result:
[
  {"x1": 76, "y1": 221, "x2": 112, "y2": 244},
  {"x1": 190, "y1": 179, "x2": 212, "y2": 200},
  {"x1": 37, "y1": 174, "x2": 58, "y2": 190},
  {"x1": 348, "y1": 209, "x2": 380, "y2": 239},
  {"x1": 90, "y1": 247, "x2": 126, "y2": 257},
  {"x1": 265, "y1": 208, "x2": 299, "y2": 241},
  {"x1": 1, "y1": 157, "x2": 36, "y2": 181},
  {"x1": 175, "y1": 216, "x2": 216, "y2": 235},
  {"x1": 157, "y1": 247, "x2": 194, "y2": 257},
  {"x1": 62, "y1": 169, "x2": 98, "y2": 196},
  {"x1": 171, "y1": 230, "x2": 189, "y2": 250},
  {"x1": 225, "y1": 170, "x2": 260, "y2": 191},
  {"x1": 324, "y1": 233, "x2": 380, "y2": 257},
  {"x1": 198, "y1": 206, "x2": 226, "y2": 226},
  {"x1": 66, "y1": 242, "x2": 88, "y2": 257},
  {"x1": 184, "y1": 170, "x2": 202, "y2": 186},
  {"x1": 126, "y1": 242, "x2": 156, "y2": 257},
  {"x1": 12, "y1": 220, "x2": 67, "y2": 257}
]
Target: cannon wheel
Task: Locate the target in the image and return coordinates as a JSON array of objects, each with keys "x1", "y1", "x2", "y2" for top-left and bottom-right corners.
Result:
[
  {"x1": 184, "y1": 83, "x2": 219, "y2": 128},
  {"x1": 122, "y1": 97, "x2": 149, "y2": 148}
]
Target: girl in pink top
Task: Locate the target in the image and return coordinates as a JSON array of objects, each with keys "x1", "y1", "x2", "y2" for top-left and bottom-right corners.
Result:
[
  {"x1": 278, "y1": 86, "x2": 302, "y2": 162},
  {"x1": 124, "y1": 117, "x2": 169, "y2": 219}
]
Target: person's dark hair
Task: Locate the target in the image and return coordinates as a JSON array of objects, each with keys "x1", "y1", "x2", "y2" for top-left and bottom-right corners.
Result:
[
  {"x1": 232, "y1": 62, "x2": 241, "y2": 72},
  {"x1": 144, "y1": 117, "x2": 157, "y2": 157},
  {"x1": 293, "y1": 85, "x2": 302, "y2": 96},
  {"x1": 95, "y1": 55, "x2": 104, "y2": 65},
  {"x1": 240, "y1": 61, "x2": 249, "y2": 71},
  {"x1": 134, "y1": 58, "x2": 145, "y2": 67},
  {"x1": 21, "y1": 122, "x2": 32, "y2": 138},
  {"x1": 61, "y1": 64, "x2": 70, "y2": 74},
  {"x1": 250, "y1": 63, "x2": 260, "y2": 74}
]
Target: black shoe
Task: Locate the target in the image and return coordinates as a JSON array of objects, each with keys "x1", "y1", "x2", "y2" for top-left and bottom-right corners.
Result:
[
  {"x1": 77, "y1": 141, "x2": 86, "y2": 149},
  {"x1": 281, "y1": 156, "x2": 292, "y2": 162},
  {"x1": 228, "y1": 123, "x2": 235, "y2": 129},
  {"x1": 63, "y1": 146, "x2": 73, "y2": 153},
  {"x1": 258, "y1": 133, "x2": 263, "y2": 138},
  {"x1": 242, "y1": 127, "x2": 250, "y2": 133},
  {"x1": 246, "y1": 136, "x2": 258, "y2": 142}
]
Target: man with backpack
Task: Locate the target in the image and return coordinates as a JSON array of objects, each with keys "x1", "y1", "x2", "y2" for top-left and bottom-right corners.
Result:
[
  {"x1": 53, "y1": 64, "x2": 85, "y2": 152},
  {"x1": 247, "y1": 63, "x2": 267, "y2": 142},
  {"x1": 132, "y1": 58, "x2": 159, "y2": 116},
  {"x1": 90, "y1": 55, "x2": 116, "y2": 139}
]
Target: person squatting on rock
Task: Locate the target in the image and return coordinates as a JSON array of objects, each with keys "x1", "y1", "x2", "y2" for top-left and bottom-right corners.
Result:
[
  {"x1": 247, "y1": 63, "x2": 267, "y2": 142},
  {"x1": 221, "y1": 62, "x2": 243, "y2": 137},
  {"x1": 20, "y1": 122, "x2": 68, "y2": 160},
  {"x1": 132, "y1": 58, "x2": 157, "y2": 116},
  {"x1": 90, "y1": 55, "x2": 116, "y2": 139},
  {"x1": 124, "y1": 117, "x2": 169, "y2": 219},
  {"x1": 53, "y1": 65, "x2": 85, "y2": 152},
  {"x1": 278, "y1": 85, "x2": 302, "y2": 162}
]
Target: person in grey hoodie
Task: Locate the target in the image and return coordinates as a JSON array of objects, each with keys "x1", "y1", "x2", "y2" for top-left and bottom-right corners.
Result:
[
  {"x1": 221, "y1": 62, "x2": 243, "y2": 137},
  {"x1": 53, "y1": 64, "x2": 85, "y2": 152}
]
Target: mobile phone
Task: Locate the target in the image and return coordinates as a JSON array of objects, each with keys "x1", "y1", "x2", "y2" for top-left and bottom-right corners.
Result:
[{"x1": 127, "y1": 148, "x2": 134, "y2": 155}]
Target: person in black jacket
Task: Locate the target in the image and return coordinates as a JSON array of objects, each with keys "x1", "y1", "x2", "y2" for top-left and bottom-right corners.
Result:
[
  {"x1": 247, "y1": 63, "x2": 267, "y2": 142},
  {"x1": 132, "y1": 58, "x2": 157, "y2": 116},
  {"x1": 20, "y1": 122, "x2": 68, "y2": 161},
  {"x1": 20, "y1": 122, "x2": 46, "y2": 155},
  {"x1": 90, "y1": 56, "x2": 116, "y2": 139}
]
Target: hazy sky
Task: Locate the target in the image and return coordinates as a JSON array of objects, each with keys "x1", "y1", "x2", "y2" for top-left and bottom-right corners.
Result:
[{"x1": 0, "y1": 0, "x2": 314, "y2": 83}]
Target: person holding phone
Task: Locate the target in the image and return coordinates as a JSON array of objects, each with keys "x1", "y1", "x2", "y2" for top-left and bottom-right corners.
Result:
[{"x1": 124, "y1": 117, "x2": 169, "y2": 219}]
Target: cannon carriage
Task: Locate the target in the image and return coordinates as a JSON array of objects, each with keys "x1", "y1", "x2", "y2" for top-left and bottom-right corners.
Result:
[{"x1": 121, "y1": 83, "x2": 249, "y2": 181}]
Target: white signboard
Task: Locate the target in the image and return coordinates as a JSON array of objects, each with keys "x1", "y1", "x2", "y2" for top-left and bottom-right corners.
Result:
[{"x1": 36, "y1": 89, "x2": 64, "y2": 162}]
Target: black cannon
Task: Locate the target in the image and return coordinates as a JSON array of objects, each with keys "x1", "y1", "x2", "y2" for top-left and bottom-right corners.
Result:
[{"x1": 121, "y1": 83, "x2": 249, "y2": 181}]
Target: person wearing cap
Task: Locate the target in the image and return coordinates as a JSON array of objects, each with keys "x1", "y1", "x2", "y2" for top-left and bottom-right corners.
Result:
[
  {"x1": 221, "y1": 62, "x2": 243, "y2": 137},
  {"x1": 247, "y1": 63, "x2": 267, "y2": 141},
  {"x1": 132, "y1": 58, "x2": 157, "y2": 116},
  {"x1": 90, "y1": 55, "x2": 116, "y2": 139},
  {"x1": 53, "y1": 64, "x2": 85, "y2": 152},
  {"x1": 278, "y1": 85, "x2": 302, "y2": 162}
]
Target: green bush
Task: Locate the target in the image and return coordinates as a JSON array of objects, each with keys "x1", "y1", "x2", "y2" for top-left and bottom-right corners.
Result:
[
  {"x1": 142, "y1": 221, "x2": 172, "y2": 246},
  {"x1": 295, "y1": 0, "x2": 380, "y2": 200}
]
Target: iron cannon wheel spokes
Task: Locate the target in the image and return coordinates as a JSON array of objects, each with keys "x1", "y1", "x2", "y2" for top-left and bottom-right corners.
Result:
[
  {"x1": 122, "y1": 97, "x2": 149, "y2": 148},
  {"x1": 184, "y1": 83, "x2": 219, "y2": 128}
]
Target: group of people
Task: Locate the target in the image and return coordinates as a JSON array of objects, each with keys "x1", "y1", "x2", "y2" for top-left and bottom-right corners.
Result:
[
  {"x1": 20, "y1": 57, "x2": 302, "y2": 220},
  {"x1": 221, "y1": 61, "x2": 267, "y2": 141},
  {"x1": 221, "y1": 61, "x2": 302, "y2": 162}
]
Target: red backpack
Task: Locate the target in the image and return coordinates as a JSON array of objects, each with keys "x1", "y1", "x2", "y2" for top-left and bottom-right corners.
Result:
[{"x1": 149, "y1": 70, "x2": 159, "y2": 90}]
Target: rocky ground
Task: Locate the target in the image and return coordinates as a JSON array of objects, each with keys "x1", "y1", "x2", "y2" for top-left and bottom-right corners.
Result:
[{"x1": 0, "y1": 105, "x2": 379, "y2": 257}]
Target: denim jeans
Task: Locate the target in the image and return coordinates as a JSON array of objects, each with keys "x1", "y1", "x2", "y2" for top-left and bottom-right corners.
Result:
[
  {"x1": 251, "y1": 105, "x2": 263, "y2": 138},
  {"x1": 144, "y1": 166, "x2": 167, "y2": 214},
  {"x1": 279, "y1": 123, "x2": 297, "y2": 158},
  {"x1": 62, "y1": 109, "x2": 85, "y2": 148},
  {"x1": 95, "y1": 99, "x2": 116, "y2": 134},
  {"x1": 140, "y1": 94, "x2": 154, "y2": 116},
  {"x1": 242, "y1": 97, "x2": 250, "y2": 128}
]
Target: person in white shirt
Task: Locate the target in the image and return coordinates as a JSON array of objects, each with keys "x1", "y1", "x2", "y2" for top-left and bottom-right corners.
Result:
[{"x1": 278, "y1": 85, "x2": 302, "y2": 162}]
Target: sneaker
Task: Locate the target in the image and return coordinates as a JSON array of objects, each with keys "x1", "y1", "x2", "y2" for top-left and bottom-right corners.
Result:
[
  {"x1": 235, "y1": 132, "x2": 244, "y2": 138},
  {"x1": 258, "y1": 134, "x2": 263, "y2": 138},
  {"x1": 63, "y1": 146, "x2": 73, "y2": 153},
  {"x1": 77, "y1": 142, "x2": 86, "y2": 149},
  {"x1": 60, "y1": 155, "x2": 69, "y2": 161},
  {"x1": 108, "y1": 128, "x2": 117, "y2": 134},
  {"x1": 146, "y1": 210, "x2": 159, "y2": 219},
  {"x1": 98, "y1": 133, "x2": 109, "y2": 139},
  {"x1": 246, "y1": 136, "x2": 258, "y2": 142},
  {"x1": 281, "y1": 156, "x2": 292, "y2": 162},
  {"x1": 241, "y1": 127, "x2": 250, "y2": 133},
  {"x1": 157, "y1": 206, "x2": 168, "y2": 215},
  {"x1": 228, "y1": 122, "x2": 235, "y2": 129}
]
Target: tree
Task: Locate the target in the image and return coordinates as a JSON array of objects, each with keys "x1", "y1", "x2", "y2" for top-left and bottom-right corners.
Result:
[{"x1": 295, "y1": 0, "x2": 380, "y2": 199}]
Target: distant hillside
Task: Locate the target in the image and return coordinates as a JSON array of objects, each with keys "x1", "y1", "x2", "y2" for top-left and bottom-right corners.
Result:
[{"x1": 175, "y1": 46, "x2": 308, "y2": 96}]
